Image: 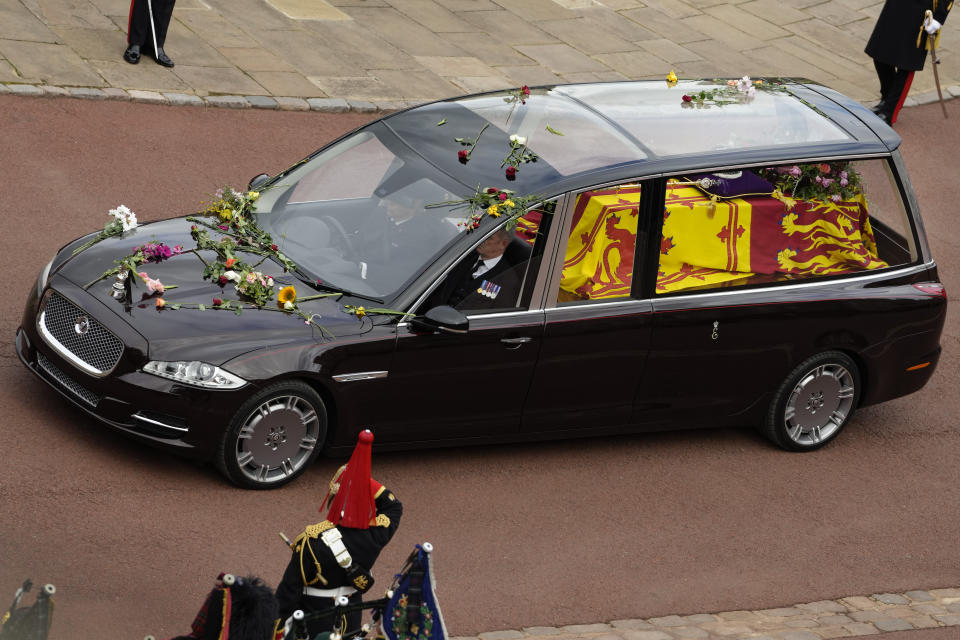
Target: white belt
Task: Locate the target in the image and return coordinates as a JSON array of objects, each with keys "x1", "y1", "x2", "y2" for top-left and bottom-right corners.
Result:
[{"x1": 303, "y1": 585, "x2": 357, "y2": 599}]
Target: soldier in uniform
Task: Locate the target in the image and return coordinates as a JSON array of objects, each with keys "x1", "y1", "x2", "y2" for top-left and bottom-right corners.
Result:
[
  {"x1": 123, "y1": 0, "x2": 177, "y2": 67},
  {"x1": 865, "y1": 0, "x2": 952, "y2": 124},
  {"x1": 275, "y1": 430, "x2": 402, "y2": 637}
]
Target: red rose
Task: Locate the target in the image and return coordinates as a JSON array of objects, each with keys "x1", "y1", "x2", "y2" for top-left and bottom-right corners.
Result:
[
  {"x1": 682, "y1": 95, "x2": 692, "y2": 102},
  {"x1": 505, "y1": 166, "x2": 517, "y2": 179},
  {"x1": 190, "y1": 225, "x2": 197, "y2": 231},
  {"x1": 486, "y1": 188, "x2": 498, "y2": 194},
  {"x1": 499, "y1": 192, "x2": 507, "y2": 201},
  {"x1": 522, "y1": 85, "x2": 530, "y2": 95},
  {"x1": 458, "y1": 149, "x2": 469, "y2": 162},
  {"x1": 218, "y1": 275, "x2": 228, "y2": 285},
  {"x1": 271, "y1": 244, "x2": 278, "y2": 251},
  {"x1": 213, "y1": 297, "x2": 223, "y2": 306}
]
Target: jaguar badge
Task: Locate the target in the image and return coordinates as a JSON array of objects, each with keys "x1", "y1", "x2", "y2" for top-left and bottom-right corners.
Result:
[{"x1": 74, "y1": 316, "x2": 90, "y2": 335}]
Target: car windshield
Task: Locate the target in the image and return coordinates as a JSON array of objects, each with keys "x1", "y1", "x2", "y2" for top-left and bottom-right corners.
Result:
[{"x1": 254, "y1": 128, "x2": 465, "y2": 299}]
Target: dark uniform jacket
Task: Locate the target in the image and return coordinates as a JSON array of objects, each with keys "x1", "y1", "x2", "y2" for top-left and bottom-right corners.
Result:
[
  {"x1": 275, "y1": 486, "x2": 403, "y2": 630},
  {"x1": 428, "y1": 237, "x2": 532, "y2": 311},
  {"x1": 866, "y1": 0, "x2": 952, "y2": 70}
]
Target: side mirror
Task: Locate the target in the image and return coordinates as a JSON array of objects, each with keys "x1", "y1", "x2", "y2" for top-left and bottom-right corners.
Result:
[
  {"x1": 410, "y1": 305, "x2": 469, "y2": 334},
  {"x1": 248, "y1": 173, "x2": 270, "y2": 190}
]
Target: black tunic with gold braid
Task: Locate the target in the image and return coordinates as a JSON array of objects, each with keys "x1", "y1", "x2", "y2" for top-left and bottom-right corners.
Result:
[
  {"x1": 276, "y1": 485, "x2": 403, "y2": 635},
  {"x1": 865, "y1": 0, "x2": 952, "y2": 71}
]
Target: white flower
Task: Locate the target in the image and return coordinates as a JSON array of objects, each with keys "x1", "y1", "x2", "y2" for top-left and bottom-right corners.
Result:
[
  {"x1": 509, "y1": 134, "x2": 527, "y2": 146},
  {"x1": 284, "y1": 301, "x2": 294, "y2": 310},
  {"x1": 109, "y1": 204, "x2": 138, "y2": 232},
  {"x1": 223, "y1": 270, "x2": 241, "y2": 283},
  {"x1": 266, "y1": 277, "x2": 274, "y2": 287}
]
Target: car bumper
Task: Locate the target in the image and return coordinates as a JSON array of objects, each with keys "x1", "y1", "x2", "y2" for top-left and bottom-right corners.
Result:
[{"x1": 16, "y1": 319, "x2": 244, "y2": 461}]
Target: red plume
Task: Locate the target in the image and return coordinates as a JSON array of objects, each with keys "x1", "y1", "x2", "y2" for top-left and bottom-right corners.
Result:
[{"x1": 326, "y1": 430, "x2": 376, "y2": 528}]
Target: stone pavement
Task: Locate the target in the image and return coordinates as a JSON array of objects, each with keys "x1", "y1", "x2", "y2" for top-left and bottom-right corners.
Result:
[
  {"x1": 453, "y1": 588, "x2": 960, "y2": 640},
  {"x1": 1, "y1": 0, "x2": 958, "y2": 112}
]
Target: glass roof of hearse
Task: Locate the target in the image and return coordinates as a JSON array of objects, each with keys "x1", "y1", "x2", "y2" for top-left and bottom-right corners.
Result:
[{"x1": 384, "y1": 79, "x2": 889, "y2": 197}]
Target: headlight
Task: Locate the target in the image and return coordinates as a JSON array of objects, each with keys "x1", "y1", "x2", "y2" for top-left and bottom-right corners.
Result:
[
  {"x1": 143, "y1": 361, "x2": 247, "y2": 389},
  {"x1": 36, "y1": 257, "x2": 54, "y2": 297}
]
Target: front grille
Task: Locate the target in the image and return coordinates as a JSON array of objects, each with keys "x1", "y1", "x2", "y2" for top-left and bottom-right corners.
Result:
[
  {"x1": 37, "y1": 352, "x2": 100, "y2": 407},
  {"x1": 40, "y1": 292, "x2": 123, "y2": 375}
]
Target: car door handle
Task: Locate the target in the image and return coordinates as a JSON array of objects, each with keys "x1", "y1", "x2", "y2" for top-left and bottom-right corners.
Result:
[{"x1": 500, "y1": 336, "x2": 532, "y2": 348}]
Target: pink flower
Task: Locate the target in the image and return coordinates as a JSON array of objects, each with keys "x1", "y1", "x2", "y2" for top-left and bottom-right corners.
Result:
[
  {"x1": 218, "y1": 225, "x2": 228, "y2": 231},
  {"x1": 790, "y1": 166, "x2": 801, "y2": 177},
  {"x1": 155, "y1": 298, "x2": 166, "y2": 309},
  {"x1": 840, "y1": 171, "x2": 848, "y2": 180},
  {"x1": 819, "y1": 163, "x2": 831, "y2": 174},
  {"x1": 840, "y1": 178, "x2": 848, "y2": 187},
  {"x1": 458, "y1": 149, "x2": 469, "y2": 162},
  {"x1": 145, "y1": 277, "x2": 164, "y2": 294},
  {"x1": 213, "y1": 297, "x2": 223, "y2": 306},
  {"x1": 830, "y1": 194, "x2": 842, "y2": 202},
  {"x1": 821, "y1": 177, "x2": 834, "y2": 187},
  {"x1": 172, "y1": 244, "x2": 183, "y2": 255},
  {"x1": 499, "y1": 192, "x2": 507, "y2": 201},
  {"x1": 521, "y1": 85, "x2": 530, "y2": 96},
  {"x1": 245, "y1": 272, "x2": 257, "y2": 283},
  {"x1": 505, "y1": 166, "x2": 516, "y2": 179},
  {"x1": 815, "y1": 175, "x2": 823, "y2": 184}
]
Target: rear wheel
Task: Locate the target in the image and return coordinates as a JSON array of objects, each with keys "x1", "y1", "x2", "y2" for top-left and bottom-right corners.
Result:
[
  {"x1": 764, "y1": 351, "x2": 860, "y2": 451},
  {"x1": 216, "y1": 381, "x2": 327, "y2": 489}
]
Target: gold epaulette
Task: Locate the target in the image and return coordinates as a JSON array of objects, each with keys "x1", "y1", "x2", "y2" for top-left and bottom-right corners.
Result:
[{"x1": 304, "y1": 520, "x2": 336, "y2": 538}]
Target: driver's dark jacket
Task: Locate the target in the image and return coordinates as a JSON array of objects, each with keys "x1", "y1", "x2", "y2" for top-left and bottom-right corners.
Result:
[{"x1": 275, "y1": 487, "x2": 402, "y2": 626}]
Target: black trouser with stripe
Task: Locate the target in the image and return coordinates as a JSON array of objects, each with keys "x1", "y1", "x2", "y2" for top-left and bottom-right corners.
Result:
[
  {"x1": 127, "y1": 0, "x2": 176, "y2": 52},
  {"x1": 874, "y1": 59, "x2": 915, "y2": 123}
]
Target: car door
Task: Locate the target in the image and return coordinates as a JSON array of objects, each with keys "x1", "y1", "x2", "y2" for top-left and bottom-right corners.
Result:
[
  {"x1": 522, "y1": 181, "x2": 654, "y2": 433},
  {"x1": 370, "y1": 204, "x2": 557, "y2": 444}
]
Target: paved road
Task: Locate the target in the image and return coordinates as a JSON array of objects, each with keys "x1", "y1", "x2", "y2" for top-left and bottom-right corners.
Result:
[
  {"x1": 1, "y1": 94, "x2": 958, "y2": 640},
  {"x1": 2, "y1": 0, "x2": 959, "y2": 110}
]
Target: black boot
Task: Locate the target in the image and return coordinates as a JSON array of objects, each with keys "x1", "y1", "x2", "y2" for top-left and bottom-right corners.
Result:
[
  {"x1": 123, "y1": 44, "x2": 141, "y2": 64},
  {"x1": 153, "y1": 46, "x2": 174, "y2": 68}
]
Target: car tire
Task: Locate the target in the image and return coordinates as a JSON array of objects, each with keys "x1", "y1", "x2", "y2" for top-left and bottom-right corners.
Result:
[
  {"x1": 763, "y1": 351, "x2": 860, "y2": 451},
  {"x1": 216, "y1": 380, "x2": 328, "y2": 489}
]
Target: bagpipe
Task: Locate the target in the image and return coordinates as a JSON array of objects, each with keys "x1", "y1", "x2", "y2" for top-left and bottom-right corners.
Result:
[
  {"x1": 0, "y1": 579, "x2": 55, "y2": 640},
  {"x1": 280, "y1": 543, "x2": 447, "y2": 640}
]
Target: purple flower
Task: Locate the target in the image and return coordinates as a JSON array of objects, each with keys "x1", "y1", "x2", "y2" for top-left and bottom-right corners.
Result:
[
  {"x1": 821, "y1": 177, "x2": 834, "y2": 188},
  {"x1": 830, "y1": 194, "x2": 842, "y2": 202},
  {"x1": 840, "y1": 178, "x2": 848, "y2": 187},
  {"x1": 790, "y1": 166, "x2": 801, "y2": 177}
]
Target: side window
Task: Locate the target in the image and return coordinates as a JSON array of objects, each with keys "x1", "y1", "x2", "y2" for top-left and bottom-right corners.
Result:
[
  {"x1": 557, "y1": 183, "x2": 641, "y2": 304},
  {"x1": 656, "y1": 159, "x2": 912, "y2": 295},
  {"x1": 426, "y1": 202, "x2": 555, "y2": 314}
]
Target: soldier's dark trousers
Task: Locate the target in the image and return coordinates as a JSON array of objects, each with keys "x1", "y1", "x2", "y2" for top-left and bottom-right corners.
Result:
[
  {"x1": 874, "y1": 59, "x2": 914, "y2": 123},
  {"x1": 127, "y1": 0, "x2": 176, "y2": 52}
]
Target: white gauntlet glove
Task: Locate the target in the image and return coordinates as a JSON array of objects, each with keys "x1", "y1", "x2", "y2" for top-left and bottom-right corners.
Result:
[{"x1": 924, "y1": 16, "x2": 942, "y2": 34}]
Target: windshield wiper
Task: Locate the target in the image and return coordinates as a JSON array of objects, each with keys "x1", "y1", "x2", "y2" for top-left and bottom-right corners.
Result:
[{"x1": 285, "y1": 262, "x2": 383, "y2": 303}]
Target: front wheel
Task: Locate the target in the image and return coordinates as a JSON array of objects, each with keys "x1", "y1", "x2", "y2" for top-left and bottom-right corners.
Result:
[
  {"x1": 216, "y1": 381, "x2": 328, "y2": 489},
  {"x1": 764, "y1": 351, "x2": 860, "y2": 451}
]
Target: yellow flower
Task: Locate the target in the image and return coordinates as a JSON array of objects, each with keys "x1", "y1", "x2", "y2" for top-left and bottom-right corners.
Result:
[
  {"x1": 487, "y1": 204, "x2": 501, "y2": 217},
  {"x1": 247, "y1": 191, "x2": 259, "y2": 201},
  {"x1": 666, "y1": 70, "x2": 678, "y2": 86},
  {"x1": 277, "y1": 286, "x2": 296, "y2": 307},
  {"x1": 354, "y1": 306, "x2": 366, "y2": 318},
  {"x1": 504, "y1": 199, "x2": 515, "y2": 207},
  {"x1": 219, "y1": 207, "x2": 233, "y2": 221}
]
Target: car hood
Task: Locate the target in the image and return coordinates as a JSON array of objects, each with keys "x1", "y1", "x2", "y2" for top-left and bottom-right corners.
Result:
[{"x1": 52, "y1": 218, "x2": 374, "y2": 362}]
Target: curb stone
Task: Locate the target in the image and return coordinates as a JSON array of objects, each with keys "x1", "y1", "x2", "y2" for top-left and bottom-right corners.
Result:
[
  {"x1": 461, "y1": 589, "x2": 960, "y2": 640},
  {"x1": 1, "y1": 83, "x2": 956, "y2": 116}
]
